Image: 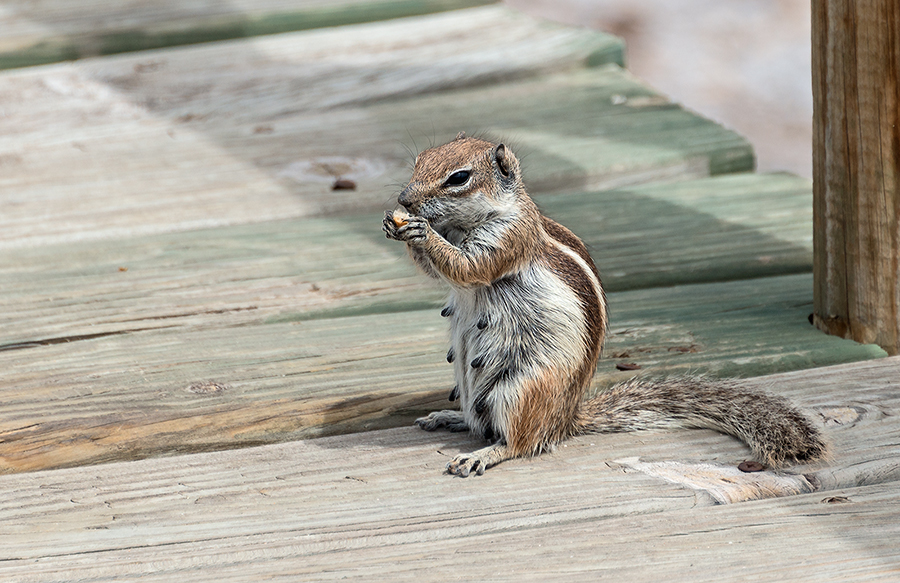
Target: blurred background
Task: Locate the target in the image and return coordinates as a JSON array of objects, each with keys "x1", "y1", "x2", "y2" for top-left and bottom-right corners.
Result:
[{"x1": 509, "y1": 0, "x2": 813, "y2": 179}]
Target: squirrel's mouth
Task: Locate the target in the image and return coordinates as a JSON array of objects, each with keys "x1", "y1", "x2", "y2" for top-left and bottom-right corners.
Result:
[
  {"x1": 397, "y1": 195, "x2": 422, "y2": 216},
  {"x1": 405, "y1": 200, "x2": 435, "y2": 221}
]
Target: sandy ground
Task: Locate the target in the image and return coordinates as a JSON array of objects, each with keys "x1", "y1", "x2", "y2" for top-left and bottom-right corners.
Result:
[{"x1": 507, "y1": 0, "x2": 813, "y2": 179}]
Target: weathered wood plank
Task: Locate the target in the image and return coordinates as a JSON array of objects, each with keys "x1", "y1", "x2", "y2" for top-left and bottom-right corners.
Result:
[
  {"x1": 0, "y1": 0, "x2": 498, "y2": 69},
  {"x1": 0, "y1": 273, "x2": 884, "y2": 474},
  {"x1": 0, "y1": 6, "x2": 751, "y2": 250},
  {"x1": 0, "y1": 172, "x2": 813, "y2": 352},
  {"x1": 812, "y1": 0, "x2": 900, "y2": 355},
  {"x1": 0, "y1": 213, "x2": 438, "y2": 344},
  {"x1": 0, "y1": 357, "x2": 897, "y2": 582},
  {"x1": 363, "y1": 65, "x2": 755, "y2": 187},
  {"x1": 4, "y1": 480, "x2": 897, "y2": 582},
  {"x1": 544, "y1": 172, "x2": 813, "y2": 290}
]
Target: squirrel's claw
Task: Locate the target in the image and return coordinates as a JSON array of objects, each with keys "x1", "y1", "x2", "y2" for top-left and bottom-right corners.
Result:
[
  {"x1": 447, "y1": 454, "x2": 486, "y2": 477},
  {"x1": 383, "y1": 212, "x2": 428, "y2": 244},
  {"x1": 382, "y1": 211, "x2": 401, "y2": 240}
]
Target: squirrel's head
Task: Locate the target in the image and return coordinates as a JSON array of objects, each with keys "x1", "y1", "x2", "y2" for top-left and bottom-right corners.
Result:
[{"x1": 397, "y1": 134, "x2": 523, "y2": 233}]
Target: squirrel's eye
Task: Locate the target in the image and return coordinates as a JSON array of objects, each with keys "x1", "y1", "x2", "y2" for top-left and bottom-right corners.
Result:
[{"x1": 443, "y1": 170, "x2": 470, "y2": 187}]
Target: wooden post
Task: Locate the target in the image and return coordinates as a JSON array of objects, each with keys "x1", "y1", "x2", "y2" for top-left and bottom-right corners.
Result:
[{"x1": 812, "y1": 0, "x2": 900, "y2": 355}]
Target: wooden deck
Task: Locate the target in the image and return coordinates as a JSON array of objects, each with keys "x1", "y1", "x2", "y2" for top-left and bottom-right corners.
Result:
[
  {"x1": 1, "y1": 1, "x2": 898, "y2": 580},
  {"x1": 1, "y1": 358, "x2": 898, "y2": 581}
]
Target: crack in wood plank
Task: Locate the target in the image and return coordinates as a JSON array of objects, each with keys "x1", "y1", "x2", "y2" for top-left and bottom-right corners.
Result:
[{"x1": 0, "y1": 327, "x2": 174, "y2": 352}]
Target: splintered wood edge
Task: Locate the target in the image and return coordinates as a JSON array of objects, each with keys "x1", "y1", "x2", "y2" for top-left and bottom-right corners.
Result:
[
  {"x1": 613, "y1": 454, "x2": 900, "y2": 505},
  {"x1": 613, "y1": 457, "x2": 817, "y2": 504}
]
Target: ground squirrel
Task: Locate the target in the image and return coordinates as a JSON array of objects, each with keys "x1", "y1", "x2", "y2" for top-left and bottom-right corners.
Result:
[{"x1": 383, "y1": 134, "x2": 826, "y2": 477}]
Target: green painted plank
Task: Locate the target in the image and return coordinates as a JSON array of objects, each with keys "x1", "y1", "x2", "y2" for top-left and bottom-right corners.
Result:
[
  {"x1": 542, "y1": 171, "x2": 813, "y2": 291},
  {"x1": 1, "y1": 173, "x2": 810, "y2": 347},
  {"x1": 0, "y1": 172, "x2": 814, "y2": 352},
  {"x1": 600, "y1": 273, "x2": 886, "y2": 379},
  {"x1": 0, "y1": 7, "x2": 630, "y2": 249},
  {"x1": 0, "y1": 213, "x2": 439, "y2": 347},
  {"x1": 0, "y1": 64, "x2": 748, "y2": 251},
  {"x1": 0, "y1": 272, "x2": 884, "y2": 473},
  {"x1": 0, "y1": 0, "x2": 500, "y2": 70},
  {"x1": 365, "y1": 65, "x2": 754, "y2": 192}
]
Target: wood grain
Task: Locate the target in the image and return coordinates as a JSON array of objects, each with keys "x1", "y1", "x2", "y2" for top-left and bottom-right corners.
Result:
[
  {"x1": 0, "y1": 0, "x2": 498, "y2": 69},
  {"x1": 0, "y1": 272, "x2": 884, "y2": 474},
  {"x1": 544, "y1": 172, "x2": 814, "y2": 290},
  {"x1": 0, "y1": 356, "x2": 897, "y2": 581},
  {"x1": 2, "y1": 3, "x2": 895, "y2": 577},
  {"x1": 1, "y1": 172, "x2": 813, "y2": 350},
  {"x1": 0, "y1": 169, "x2": 852, "y2": 474},
  {"x1": 0, "y1": 6, "x2": 754, "y2": 251},
  {"x1": 812, "y1": 0, "x2": 900, "y2": 354}
]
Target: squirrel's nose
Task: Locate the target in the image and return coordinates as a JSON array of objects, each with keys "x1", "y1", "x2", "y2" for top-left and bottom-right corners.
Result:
[{"x1": 397, "y1": 186, "x2": 414, "y2": 209}]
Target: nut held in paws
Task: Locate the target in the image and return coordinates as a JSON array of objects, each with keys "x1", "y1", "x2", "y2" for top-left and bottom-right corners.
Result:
[{"x1": 392, "y1": 209, "x2": 411, "y2": 227}]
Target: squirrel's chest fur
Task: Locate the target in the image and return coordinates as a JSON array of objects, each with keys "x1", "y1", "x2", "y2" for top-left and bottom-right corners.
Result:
[{"x1": 447, "y1": 252, "x2": 594, "y2": 442}]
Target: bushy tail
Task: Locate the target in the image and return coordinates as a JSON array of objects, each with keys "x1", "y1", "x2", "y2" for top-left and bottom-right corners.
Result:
[{"x1": 575, "y1": 377, "x2": 827, "y2": 467}]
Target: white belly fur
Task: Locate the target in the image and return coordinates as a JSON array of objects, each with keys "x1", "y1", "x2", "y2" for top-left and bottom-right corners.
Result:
[{"x1": 448, "y1": 262, "x2": 588, "y2": 442}]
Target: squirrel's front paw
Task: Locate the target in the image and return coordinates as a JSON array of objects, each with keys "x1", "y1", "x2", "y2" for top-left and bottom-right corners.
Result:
[
  {"x1": 383, "y1": 211, "x2": 427, "y2": 244},
  {"x1": 415, "y1": 410, "x2": 468, "y2": 432}
]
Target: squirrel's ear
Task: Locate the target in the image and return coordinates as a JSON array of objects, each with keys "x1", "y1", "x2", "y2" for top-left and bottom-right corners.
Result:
[
  {"x1": 494, "y1": 143, "x2": 511, "y2": 178},
  {"x1": 455, "y1": 131, "x2": 466, "y2": 140}
]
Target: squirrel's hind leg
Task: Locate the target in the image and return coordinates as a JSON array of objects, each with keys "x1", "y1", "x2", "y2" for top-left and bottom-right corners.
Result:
[
  {"x1": 415, "y1": 411, "x2": 514, "y2": 476},
  {"x1": 415, "y1": 410, "x2": 468, "y2": 432}
]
